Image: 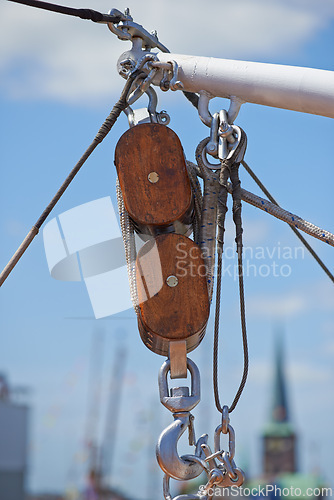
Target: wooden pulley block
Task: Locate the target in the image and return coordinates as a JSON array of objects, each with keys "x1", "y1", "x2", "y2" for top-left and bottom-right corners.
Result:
[
  {"x1": 114, "y1": 123, "x2": 193, "y2": 236},
  {"x1": 136, "y1": 233, "x2": 210, "y2": 356}
]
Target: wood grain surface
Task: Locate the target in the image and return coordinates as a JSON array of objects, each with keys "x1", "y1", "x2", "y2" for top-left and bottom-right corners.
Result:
[
  {"x1": 136, "y1": 233, "x2": 210, "y2": 355},
  {"x1": 115, "y1": 123, "x2": 193, "y2": 229}
]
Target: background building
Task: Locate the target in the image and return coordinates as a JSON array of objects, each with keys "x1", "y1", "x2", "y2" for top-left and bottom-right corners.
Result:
[
  {"x1": 262, "y1": 336, "x2": 297, "y2": 477},
  {"x1": 0, "y1": 373, "x2": 30, "y2": 500},
  {"x1": 245, "y1": 336, "x2": 327, "y2": 499}
]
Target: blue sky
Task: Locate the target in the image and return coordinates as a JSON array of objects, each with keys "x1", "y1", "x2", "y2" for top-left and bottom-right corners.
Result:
[{"x1": 1, "y1": 1, "x2": 334, "y2": 498}]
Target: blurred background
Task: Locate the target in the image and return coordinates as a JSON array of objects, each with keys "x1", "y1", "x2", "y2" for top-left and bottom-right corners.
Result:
[{"x1": 0, "y1": 1, "x2": 333, "y2": 499}]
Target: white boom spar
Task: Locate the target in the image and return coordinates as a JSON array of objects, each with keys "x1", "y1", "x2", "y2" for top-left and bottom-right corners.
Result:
[{"x1": 155, "y1": 52, "x2": 334, "y2": 119}]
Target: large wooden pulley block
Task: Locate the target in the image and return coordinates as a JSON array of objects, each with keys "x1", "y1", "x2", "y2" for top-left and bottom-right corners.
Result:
[
  {"x1": 136, "y1": 233, "x2": 210, "y2": 356},
  {"x1": 114, "y1": 123, "x2": 193, "y2": 235}
]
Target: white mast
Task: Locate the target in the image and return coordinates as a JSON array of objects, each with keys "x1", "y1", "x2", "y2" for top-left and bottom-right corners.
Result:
[{"x1": 154, "y1": 53, "x2": 334, "y2": 119}]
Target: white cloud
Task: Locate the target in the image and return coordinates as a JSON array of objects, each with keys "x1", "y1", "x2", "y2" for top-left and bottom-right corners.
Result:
[
  {"x1": 248, "y1": 358, "x2": 331, "y2": 386},
  {"x1": 287, "y1": 362, "x2": 331, "y2": 383},
  {"x1": 248, "y1": 360, "x2": 270, "y2": 383},
  {"x1": 0, "y1": 0, "x2": 333, "y2": 103},
  {"x1": 247, "y1": 291, "x2": 307, "y2": 318},
  {"x1": 247, "y1": 279, "x2": 334, "y2": 319}
]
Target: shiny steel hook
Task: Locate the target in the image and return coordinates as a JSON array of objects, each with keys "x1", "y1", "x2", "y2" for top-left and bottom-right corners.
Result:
[
  {"x1": 157, "y1": 413, "x2": 208, "y2": 480},
  {"x1": 157, "y1": 358, "x2": 207, "y2": 481}
]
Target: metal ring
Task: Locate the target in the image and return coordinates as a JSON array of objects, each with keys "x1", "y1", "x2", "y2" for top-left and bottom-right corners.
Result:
[
  {"x1": 214, "y1": 423, "x2": 235, "y2": 463},
  {"x1": 222, "y1": 405, "x2": 229, "y2": 434},
  {"x1": 158, "y1": 358, "x2": 201, "y2": 413}
]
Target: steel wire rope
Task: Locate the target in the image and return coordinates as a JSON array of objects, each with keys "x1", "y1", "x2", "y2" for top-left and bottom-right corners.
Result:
[
  {"x1": 0, "y1": 70, "x2": 144, "y2": 287},
  {"x1": 195, "y1": 138, "x2": 248, "y2": 415},
  {"x1": 186, "y1": 160, "x2": 334, "y2": 269},
  {"x1": 185, "y1": 93, "x2": 333, "y2": 282},
  {"x1": 240, "y1": 160, "x2": 334, "y2": 283},
  {"x1": 213, "y1": 150, "x2": 249, "y2": 415}
]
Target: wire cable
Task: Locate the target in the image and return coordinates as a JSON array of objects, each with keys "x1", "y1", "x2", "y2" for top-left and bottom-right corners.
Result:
[
  {"x1": 241, "y1": 160, "x2": 334, "y2": 283},
  {"x1": 0, "y1": 70, "x2": 144, "y2": 287},
  {"x1": 213, "y1": 154, "x2": 249, "y2": 415},
  {"x1": 7, "y1": 0, "x2": 125, "y2": 24}
]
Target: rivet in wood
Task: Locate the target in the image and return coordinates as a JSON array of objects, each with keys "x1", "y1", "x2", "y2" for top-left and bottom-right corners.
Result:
[
  {"x1": 148, "y1": 171, "x2": 159, "y2": 183},
  {"x1": 166, "y1": 275, "x2": 178, "y2": 287}
]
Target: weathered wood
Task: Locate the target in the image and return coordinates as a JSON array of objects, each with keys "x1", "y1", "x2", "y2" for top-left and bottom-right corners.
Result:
[
  {"x1": 136, "y1": 233, "x2": 210, "y2": 356},
  {"x1": 115, "y1": 123, "x2": 193, "y2": 235}
]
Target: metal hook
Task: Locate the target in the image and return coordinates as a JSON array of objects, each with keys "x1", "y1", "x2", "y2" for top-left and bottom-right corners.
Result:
[
  {"x1": 157, "y1": 358, "x2": 207, "y2": 481},
  {"x1": 157, "y1": 413, "x2": 208, "y2": 480}
]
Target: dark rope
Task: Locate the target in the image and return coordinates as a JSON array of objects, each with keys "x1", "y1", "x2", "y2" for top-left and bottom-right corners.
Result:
[
  {"x1": 7, "y1": 0, "x2": 125, "y2": 24},
  {"x1": 213, "y1": 142, "x2": 249, "y2": 414},
  {"x1": 182, "y1": 91, "x2": 199, "y2": 110},
  {"x1": 241, "y1": 160, "x2": 334, "y2": 284},
  {"x1": 0, "y1": 70, "x2": 143, "y2": 287}
]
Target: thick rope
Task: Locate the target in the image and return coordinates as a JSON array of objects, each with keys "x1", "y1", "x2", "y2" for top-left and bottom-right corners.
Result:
[
  {"x1": 186, "y1": 160, "x2": 334, "y2": 249},
  {"x1": 241, "y1": 160, "x2": 334, "y2": 283},
  {"x1": 7, "y1": 0, "x2": 124, "y2": 24},
  {"x1": 186, "y1": 161, "x2": 203, "y2": 245},
  {"x1": 228, "y1": 184, "x2": 334, "y2": 247},
  {"x1": 0, "y1": 71, "x2": 143, "y2": 287},
  {"x1": 195, "y1": 139, "x2": 220, "y2": 300},
  {"x1": 116, "y1": 182, "x2": 140, "y2": 314},
  {"x1": 182, "y1": 91, "x2": 199, "y2": 110}
]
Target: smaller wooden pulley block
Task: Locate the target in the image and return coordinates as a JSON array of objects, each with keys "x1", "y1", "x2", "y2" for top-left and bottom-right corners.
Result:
[
  {"x1": 136, "y1": 233, "x2": 210, "y2": 356},
  {"x1": 114, "y1": 123, "x2": 194, "y2": 236}
]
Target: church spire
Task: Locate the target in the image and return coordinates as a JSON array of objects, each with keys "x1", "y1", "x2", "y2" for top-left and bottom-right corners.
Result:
[
  {"x1": 271, "y1": 334, "x2": 289, "y2": 423},
  {"x1": 262, "y1": 333, "x2": 296, "y2": 475}
]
